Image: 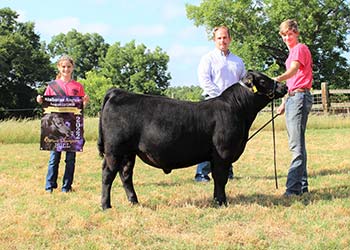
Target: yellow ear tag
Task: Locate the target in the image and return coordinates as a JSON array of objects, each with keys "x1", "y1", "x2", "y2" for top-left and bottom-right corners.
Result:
[{"x1": 252, "y1": 85, "x2": 258, "y2": 93}]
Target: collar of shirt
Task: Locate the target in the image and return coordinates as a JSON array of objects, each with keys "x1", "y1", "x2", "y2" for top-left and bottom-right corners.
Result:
[{"x1": 215, "y1": 48, "x2": 230, "y2": 57}]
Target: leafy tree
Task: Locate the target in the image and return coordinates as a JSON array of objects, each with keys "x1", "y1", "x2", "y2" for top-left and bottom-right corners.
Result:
[
  {"x1": 186, "y1": 0, "x2": 350, "y2": 89},
  {"x1": 47, "y1": 29, "x2": 109, "y2": 79},
  {"x1": 164, "y1": 86, "x2": 204, "y2": 101},
  {"x1": 79, "y1": 71, "x2": 113, "y2": 116},
  {"x1": 100, "y1": 40, "x2": 171, "y2": 95},
  {"x1": 0, "y1": 8, "x2": 53, "y2": 119}
]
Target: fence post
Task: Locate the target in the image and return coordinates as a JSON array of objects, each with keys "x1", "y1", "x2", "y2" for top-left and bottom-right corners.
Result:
[{"x1": 321, "y1": 82, "x2": 330, "y2": 114}]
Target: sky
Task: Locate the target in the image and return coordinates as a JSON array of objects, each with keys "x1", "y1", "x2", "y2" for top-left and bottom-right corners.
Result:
[
  {"x1": 3, "y1": 0, "x2": 349, "y2": 87},
  {"x1": 1, "y1": 0, "x2": 214, "y2": 87}
]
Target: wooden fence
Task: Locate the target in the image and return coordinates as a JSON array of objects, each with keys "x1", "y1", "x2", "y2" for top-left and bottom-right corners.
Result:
[
  {"x1": 311, "y1": 83, "x2": 350, "y2": 114},
  {"x1": 263, "y1": 83, "x2": 350, "y2": 115}
]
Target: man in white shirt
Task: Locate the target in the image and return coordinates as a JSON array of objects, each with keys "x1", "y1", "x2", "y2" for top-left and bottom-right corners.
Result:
[{"x1": 195, "y1": 26, "x2": 246, "y2": 182}]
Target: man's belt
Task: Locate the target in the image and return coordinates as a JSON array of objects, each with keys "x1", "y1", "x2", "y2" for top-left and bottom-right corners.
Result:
[{"x1": 288, "y1": 88, "x2": 309, "y2": 96}]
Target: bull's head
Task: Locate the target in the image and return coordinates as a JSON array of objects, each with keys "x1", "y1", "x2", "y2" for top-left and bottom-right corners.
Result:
[
  {"x1": 241, "y1": 70, "x2": 287, "y2": 99},
  {"x1": 51, "y1": 114, "x2": 73, "y2": 138}
]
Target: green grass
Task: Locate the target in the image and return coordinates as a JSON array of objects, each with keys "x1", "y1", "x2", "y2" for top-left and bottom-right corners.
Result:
[{"x1": 0, "y1": 116, "x2": 349, "y2": 249}]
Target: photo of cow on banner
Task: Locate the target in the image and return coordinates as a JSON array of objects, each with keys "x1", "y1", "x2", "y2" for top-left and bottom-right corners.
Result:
[{"x1": 40, "y1": 96, "x2": 84, "y2": 152}]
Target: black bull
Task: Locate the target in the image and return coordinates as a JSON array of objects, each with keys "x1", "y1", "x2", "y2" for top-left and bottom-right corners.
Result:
[{"x1": 98, "y1": 70, "x2": 287, "y2": 209}]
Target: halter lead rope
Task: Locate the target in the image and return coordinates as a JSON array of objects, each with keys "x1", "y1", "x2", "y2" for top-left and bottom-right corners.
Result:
[
  {"x1": 241, "y1": 79, "x2": 279, "y2": 188},
  {"x1": 271, "y1": 99, "x2": 278, "y2": 189},
  {"x1": 247, "y1": 99, "x2": 279, "y2": 189}
]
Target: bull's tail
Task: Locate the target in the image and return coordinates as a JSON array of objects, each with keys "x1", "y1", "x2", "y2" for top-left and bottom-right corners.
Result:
[
  {"x1": 97, "y1": 88, "x2": 115, "y2": 158},
  {"x1": 97, "y1": 115, "x2": 104, "y2": 158}
]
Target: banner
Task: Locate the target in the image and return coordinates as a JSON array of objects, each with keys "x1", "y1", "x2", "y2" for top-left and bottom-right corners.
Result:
[{"x1": 40, "y1": 96, "x2": 84, "y2": 152}]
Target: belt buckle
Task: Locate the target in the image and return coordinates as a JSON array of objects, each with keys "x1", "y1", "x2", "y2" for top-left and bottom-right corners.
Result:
[{"x1": 288, "y1": 91, "x2": 295, "y2": 96}]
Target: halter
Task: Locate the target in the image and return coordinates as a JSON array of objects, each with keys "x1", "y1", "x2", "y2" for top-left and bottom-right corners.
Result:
[
  {"x1": 239, "y1": 79, "x2": 277, "y2": 99},
  {"x1": 265, "y1": 80, "x2": 277, "y2": 99},
  {"x1": 238, "y1": 79, "x2": 257, "y2": 93}
]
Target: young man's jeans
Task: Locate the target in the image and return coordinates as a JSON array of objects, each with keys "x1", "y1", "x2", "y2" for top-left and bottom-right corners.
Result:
[
  {"x1": 285, "y1": 91, "x2": 312, "y2": 194},
  {"x1": 195, "y1": 161, "x2": 233, "y2": 178},
  {"x1": 45, "y1": 151, "x2": 76, "y2": 191},
  {"x1": 196, "y1": 161, "x2": 211, "y2": 176}
]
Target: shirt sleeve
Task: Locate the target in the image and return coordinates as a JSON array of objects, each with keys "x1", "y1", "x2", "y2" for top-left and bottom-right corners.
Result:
[
  {"x1": 239, "y1": 60, "x2": 246, "y2": 80},
  {"x1": 290, "y1": 45, "x2": 307, "y2": 67},
  {"x1": 198, "y1": 55, "x2": 220, "y2": 98},
  {"x1": 77, "y1": 83, "x2": 85, "y2": 97},
  {"x1": 44, "y1": 85, "x2": 54, "y2": 96}
]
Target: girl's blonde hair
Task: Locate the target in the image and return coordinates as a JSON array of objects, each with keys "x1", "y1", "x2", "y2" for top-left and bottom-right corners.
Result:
[
  {"x1": 56, "y1": 55, "x2": 75, "y2": 79},
  {"x1": 279, "y1": 19, "x2": 299, "y2": 36}
]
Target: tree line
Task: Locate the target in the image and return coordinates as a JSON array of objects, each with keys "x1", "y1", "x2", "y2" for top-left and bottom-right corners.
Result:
[
  {"x1": 0, "y1": 8, "x2": 174, "y2": 118},
  {"x1": 186, "y1": 0, "x2": 350, "y2": 89},
  {"x1": 1, "y1": 1, "x2": 349, "y2": 119}
]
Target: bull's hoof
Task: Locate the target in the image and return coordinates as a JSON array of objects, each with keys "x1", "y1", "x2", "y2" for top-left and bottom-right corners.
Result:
[
  {"x1": 213, "y1": 197, "x2": 228, "y2": 207},
  {"x1": 101, "y1": 204, "x2": 112, "y2": 210},
  {"x1": 163, "y1": 169, "x2": 172, "y2": 174},
  {"x1": 129, "y1": 198, "x2": 139, "y2": 205}
]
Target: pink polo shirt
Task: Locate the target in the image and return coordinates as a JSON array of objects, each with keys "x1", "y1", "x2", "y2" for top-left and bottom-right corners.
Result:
[
  {"x1": 286, "y1": 43, "x2": 313, "y2": 91},
  {"x1": 44, "y1": 79, "x2": 85, "y2": 97}
]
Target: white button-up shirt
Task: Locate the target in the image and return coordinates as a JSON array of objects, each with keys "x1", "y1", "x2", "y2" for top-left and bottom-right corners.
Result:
[{"x1": 198, "y1": 48, "x2": 246, "y2": 98}]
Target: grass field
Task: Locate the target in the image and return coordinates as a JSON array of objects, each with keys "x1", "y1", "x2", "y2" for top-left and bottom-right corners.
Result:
[{"x1": 0, "y1": 115, "x2": 349, "y2": 249}]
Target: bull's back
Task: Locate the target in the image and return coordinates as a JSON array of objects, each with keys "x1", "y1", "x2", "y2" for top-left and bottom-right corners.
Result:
[{"x1": 99, "y1": 88, "x2": 215, "y2": 167}]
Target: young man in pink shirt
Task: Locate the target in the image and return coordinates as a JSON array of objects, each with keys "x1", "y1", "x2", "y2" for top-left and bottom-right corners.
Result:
[{"x1": 274, "y1": 19, "x2": 313, "y2": 197}]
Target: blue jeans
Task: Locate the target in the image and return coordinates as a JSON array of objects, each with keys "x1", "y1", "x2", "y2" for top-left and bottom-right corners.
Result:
[
  {"x1": 45, "y1": 151, "x2": 76, "y2": 191},
  {"x1": 195, "y1": 161, "x2": 233, "y2": 176},
  {"x1": 285, "y1": 91, "x2": 312, "y2": 193},
  {"x1": 196, "y1": 161, "x2": 211, "y2": 176}
]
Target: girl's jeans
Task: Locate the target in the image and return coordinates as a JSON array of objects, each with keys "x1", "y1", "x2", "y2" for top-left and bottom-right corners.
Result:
[{"x1": 45, "y1": 151, "x2": 76, "y2": 191}]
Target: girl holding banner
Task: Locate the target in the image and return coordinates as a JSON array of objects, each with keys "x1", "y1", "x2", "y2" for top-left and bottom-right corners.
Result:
[{"x1": 37, "y1": 55, "x2": 89, "y2": 193}]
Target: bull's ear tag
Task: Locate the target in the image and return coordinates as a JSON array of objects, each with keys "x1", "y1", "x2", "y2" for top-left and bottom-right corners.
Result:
[
  {"x1": 252, "y1": 85, "x2": 258, "y2": 93},
  {"x1": 246, "y1": 78, "x2": 254, "y2": 88}
]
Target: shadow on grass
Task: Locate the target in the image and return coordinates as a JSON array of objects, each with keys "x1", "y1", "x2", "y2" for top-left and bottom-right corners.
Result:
[
  {"x1": 240, "y1": 165, "x2": 350, "y2": 181},
  {"x1": 133, "y1": 184, "x2": 350, "y2": 210},
  {"x1": 235, "y1": 165, "x2": 350, "y2": 183},
  {"x1": 135, "y1": 174, "x2": 218, "y2": 187},
  {"x1": 312, "y1": 167, "x2": 350, "y2": 177},
  {"x1": 136, "y1": 180, "x2": 184, "y2": 187},
  {"x1": 229, "y1": 184, "x2": 350, "y2": 208},
  {"x1": 111, "y1": 169, "x2": 350, "y2": 210}
]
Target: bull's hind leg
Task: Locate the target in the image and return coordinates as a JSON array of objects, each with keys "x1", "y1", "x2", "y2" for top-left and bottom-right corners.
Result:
[
  {"x1": 101, "y1": 156, "x2": 119, "y2": 210},
  {"x1": 118, "y1": 154, "x2": 138, "y2": 204}
]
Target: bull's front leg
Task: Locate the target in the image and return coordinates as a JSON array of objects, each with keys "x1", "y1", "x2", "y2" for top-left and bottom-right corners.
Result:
[
  {"x1": 101, "y1": 157, "x2": 118, "y2": 210},
  {"x1": 119, "y1": 154, "x2": 138, "y2": 204},
  {"x1": 211, "y1": 164, "x2": 229, "y2": 206}
]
